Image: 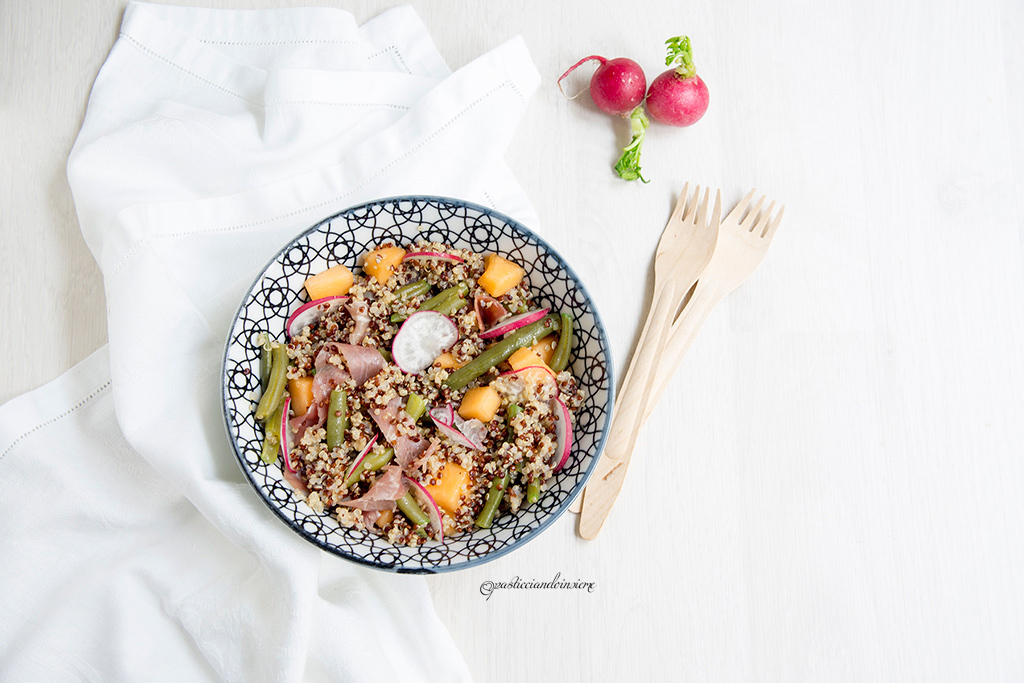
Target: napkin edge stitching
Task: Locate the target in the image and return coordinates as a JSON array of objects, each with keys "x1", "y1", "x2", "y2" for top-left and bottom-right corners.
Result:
[{"x1": 0, "y1": 382, "x2": 112, "y2": 462}]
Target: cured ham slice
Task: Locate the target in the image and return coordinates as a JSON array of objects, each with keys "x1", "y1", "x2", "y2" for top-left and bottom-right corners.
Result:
[
  {"x1": 338, "y1": 465, "x2": 406, "y2": 511},
  {"x1": 369, "y1": 396, "x2": 429, "y2": 469},
  {"x1": 346, "y1": 299, "x2": 371, "y2": 345},
  {"x1": 473, "y1": 292, "x2": 507, "y2": 331}
]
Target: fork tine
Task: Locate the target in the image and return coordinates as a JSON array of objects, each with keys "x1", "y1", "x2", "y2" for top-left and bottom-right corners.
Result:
[
  {"x1": 691, "y1": 187, "x2": 708, "y2": 225},
  {"x1": 725, "y1": 188, "x2": 756, "y2": 224},
  {"x1": 762, "y1": 205, "x2": 785, "y2": 240},
  {"x1": 741, "y1": 195, "x2": 767, "y2": 228},
  {"x1": 670, "y1": 182, "x2": 690, "y2": 222},
  {"x1": 711, "y1": 189, "x2": 722, "y2": 228},
  {"x1": 682, "y1": 185, "x2": 702, "y2": 221},
  {"x1": 751, "y1": 200, "x2": 777, "y2": 236}
]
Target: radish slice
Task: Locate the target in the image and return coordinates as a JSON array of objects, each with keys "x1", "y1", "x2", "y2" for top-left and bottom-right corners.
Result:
[
  {"x1": 404, "y1": 476, "x2": 444, "y2": 541},
  {"x1": 392, "y1": 311, "x2": 459, "y2": 374},
  {"x1": 343, "y1": 434, "x2": 379, "y2": 483},
  {"x1": 403, "y1": 251, "x2": 465, "y2": 264},
  {"x1": 286, "y1": 296, "x2": 348, "y2": 339},
  {"x1": 479, "y1": 308, "x2": 550, "y2": 340},
  {"x1": 280, "y1": 397, "x2": 296, "y2": 473},
  {"x1": 551, "y1": 397, "x2": 573, "y2": 472},
  {"x1": 428, "y1": 404, "x2": 485, "y2": 451}
]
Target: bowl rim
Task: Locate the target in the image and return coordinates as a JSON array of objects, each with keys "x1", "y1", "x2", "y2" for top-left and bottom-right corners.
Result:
[{"x1": 220, "y1": 195, "x2": 614, "y2": 573}]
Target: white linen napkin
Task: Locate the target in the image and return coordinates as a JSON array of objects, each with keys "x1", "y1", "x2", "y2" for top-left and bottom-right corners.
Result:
[{"x1": 0, "y1": 2, "x2": 541, "y2": 680}]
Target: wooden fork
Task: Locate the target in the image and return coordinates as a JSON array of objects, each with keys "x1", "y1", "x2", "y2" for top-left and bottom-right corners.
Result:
[
  {"x1": 577, "y1": 185, "x2": 720, "y2": 539},
  {"x1": 641, "y1": 191, "x2": 785, "y2": 421}
]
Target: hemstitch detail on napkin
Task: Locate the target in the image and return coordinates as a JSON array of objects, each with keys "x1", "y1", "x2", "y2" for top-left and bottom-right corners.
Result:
[
  {"x1": 196, "y1": 37, "x2": 362, "y2": 48},
  {"x1": 119, "y1": 33, "x2": 259, "y2": 105},
  {"x1": 0, "y1": 381, "x2": 112, "y2": 462},
  {"x1": 107, "y1": 79, "x2": 521, "y2": 279}
]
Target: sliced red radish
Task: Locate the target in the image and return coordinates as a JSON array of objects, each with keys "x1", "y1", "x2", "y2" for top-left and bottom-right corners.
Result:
[
  {"x1": 404, "y1": 476, "x2": 444, "y2": 541},
  {"x1": 286, "y1": 296, "x2": 349, "y2": 339},
  {"x1": 551, "y1": 397, "x2": 573, "y2": 472},
  {"x1": 280, "y1": 397, "x2": 296, "y2": 473},
  {"x1": 479, "y1": 307, "x2": 550, "y2": 340},
  {"x1": 392, "y1": 311, "x2": 459, "y2": 374},
  {"x1": 343, "y1": 433, "x2": 380, "y2": 483},
  {"x1": 429, "y1": 405, "x2": 485, "y2": 451},
  {"x1": 403, "y1": 251, "x2": 465, "y2": 264}
]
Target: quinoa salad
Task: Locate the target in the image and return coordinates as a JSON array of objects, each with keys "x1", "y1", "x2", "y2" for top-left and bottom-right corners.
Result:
[{"x1": 252, "y1": 241, "x2": 582, "y2": 546}]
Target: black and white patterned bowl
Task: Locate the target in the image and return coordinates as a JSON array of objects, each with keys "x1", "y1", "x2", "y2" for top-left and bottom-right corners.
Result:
[{"x1": 221, "y1": 196, "x2": 613, "y2": 573}]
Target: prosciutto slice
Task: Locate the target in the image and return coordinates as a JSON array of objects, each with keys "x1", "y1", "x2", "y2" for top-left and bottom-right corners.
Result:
[
  {"x1": 346, "y1": 299, "x2": 371, "y2": 345},
  {"x1": 474, "y1": 292, "x2": 507, "y2": 331},
  {"x1": 369, "y1": 396, "x2": 429, "y2": 469},
  {"x1": 289, "y1": 342, "x2": 385, "y2": 440},
  {"x1": 338, "y1": 465, "x2": 406, "y2": 511}
]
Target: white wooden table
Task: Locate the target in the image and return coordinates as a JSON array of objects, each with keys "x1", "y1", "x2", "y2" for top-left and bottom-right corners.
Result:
[{"x1": 3, "y1": 0, "x2": 1023, "y2": 680}]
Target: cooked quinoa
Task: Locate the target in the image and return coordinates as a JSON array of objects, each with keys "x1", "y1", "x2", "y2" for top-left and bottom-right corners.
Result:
[{"x1": 259, "y1": 241, "x2": 582, "y2": 546}]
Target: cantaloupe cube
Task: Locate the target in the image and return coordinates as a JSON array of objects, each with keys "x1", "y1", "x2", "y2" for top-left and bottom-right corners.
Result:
[
  {"x1": 376, "y1": 509, "x2": 395, "y2": 528},
  {"x1": 458, "y1": 386, "x2": 501, "y2": 423},
  {"x1": 363, "y1": 246, "x2": 406, "y2": 284},
  {"x1": 508, "y1": 347, "x2": 548, "y2": 370},
  {"x1": 304, "y1": 265, "x2": 354, "y2": 299},
  {"x1": 433, "y1": 352, "x2": 465, "y2": 369},
  {"x1": 424, "y1": 462, "x2": 471, "y2": 517},
  {"x1": 288, "y1": 376, "x2": 315, "y2": 416},
  {"x1": 479, "y1": 254, "x2": 525, "y2": 298},
  {"x1": 530, "y1": 335, "x2": 558, "y2": 366}
]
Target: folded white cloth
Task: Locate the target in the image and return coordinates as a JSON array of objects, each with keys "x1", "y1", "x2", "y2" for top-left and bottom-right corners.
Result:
[{"x1": 1, "y1": 3, "x2": 541, "y2": 680}]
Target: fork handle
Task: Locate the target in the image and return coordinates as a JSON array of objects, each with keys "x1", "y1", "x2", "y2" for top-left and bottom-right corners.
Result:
[{"x1": 641, "y1": 280, "x2": 725, "y2": 424}]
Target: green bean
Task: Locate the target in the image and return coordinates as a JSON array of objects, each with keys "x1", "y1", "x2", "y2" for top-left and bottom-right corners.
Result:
[
  {"x1": 343, "y1": 446, "x2": 395, "y2": 486},
  {"x1": 257, "y1": 333, "x2": 272, "y2": 392},
  {"x1": 505, "y1": 404, "x2": 522, "y2": 442},
  {"x1": 443, "y1": 314, "x2": 559, "y2": 390},
  {"x1": 397, "y1": 491, "x2": 430, "y2": 528},
  {"x1": 419, "y1": 282, "x2": 469, "y2": 313},
  {"x1": 259, "y1": 404, "x2": 283, "y2": 464},
  {"x1": 325, "y1": 388, "x2": 348, "y2": 450},
  {"x1": 255, "y1": 342, "x2": 288, "y2": 422},
  {"x1": 379, "y1": 347, "x2": 392, "y2": 363},
  {"x1": 474, "y1": 472, "x2": 509, "y2": 528},
  {"x1": 405, "y1": 393, "x2": 427, "y2": 422},
  {"x1": 395, "y1": 279, "x2": 431, "y2": 301},
  {"x1": 549, "y1": 313, "x2": 574, "y2": 373},
  {"x1": 526, "y1": 481, "x2": 542, "y2": 505}
]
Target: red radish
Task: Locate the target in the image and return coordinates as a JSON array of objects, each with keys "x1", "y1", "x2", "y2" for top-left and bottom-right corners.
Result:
[
  {"x1": 391, "y1": 311, "x2": 459, "y2": 374},
  {"x1": 551, "y1": 397, "x2": 573, "y2": 471},
  {"x1": 478, "y1": 308, "x2": 550, "y2": 340},
  {"x1": 497, "y1": 365, "x2": 561, "y2": 396},
  {"x1": 403, "y1": 251, "x2": 465, "y2": 264},
  {"x1": 343, "y1": 433, "x2": 380, "y2": 483},
  {"x1": 558, "y1": 55, "x2": 649, "y2": 182},
  {"x1": 428, "y1": 405, "x2": 485, "y2": 451},
  {"x1": 646, "y1": 36, "x2": 709, "y2": 127},
  {"x1": 286, "y1": 296, "x2": 348, "y2": 339},
  {"x1": 280, "y1": 397, "x2": 295, "y2": 473},
  {"x1": 557, "y1": 55, "x2": 646, "y2": 116},
  {"x1": 404, "y1": 476, "x2": 444, "y2": 541}
]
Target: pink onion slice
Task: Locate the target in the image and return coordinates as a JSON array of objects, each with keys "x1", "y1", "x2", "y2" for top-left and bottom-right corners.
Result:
[
  {"x1": 429, "y1": 405, "x2": 484, "y2": 451},
  {"x1": 551, "y1": 397, "x2": 573, "y2": 472},
  {"x1": 280, "y1": 397, "x2": 296, "y2": 473},
  {"x1": 286, "y1": 296, "x2": 349, "y2": 339},
  {"x1": 391, "y1": 311, "x2": 459, "y2": 374},
  {"x1": 403, "y1": 251, "x2": 465, "y2": 264},
  {"x1": 343, "y1": 433, "x2": 380, "y2": 483},
  {"x1": 403, "y1": 475, "x2": 444, "y2": 542},
  {"x1": 478, "y1": 307, "x2": 550, "y2": 340}
]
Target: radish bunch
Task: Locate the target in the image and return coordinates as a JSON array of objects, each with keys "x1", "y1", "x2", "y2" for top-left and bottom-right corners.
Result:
[{"x1": 558, "y1": 35, "x2": 709, "y2": 182}]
